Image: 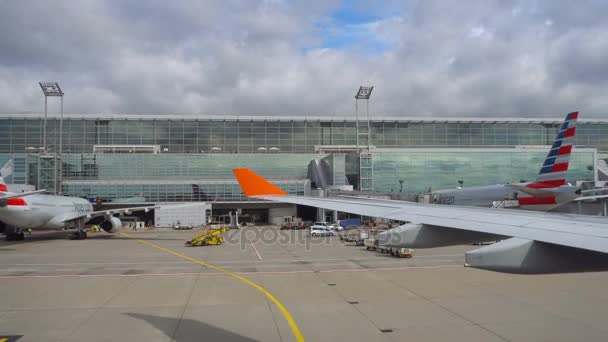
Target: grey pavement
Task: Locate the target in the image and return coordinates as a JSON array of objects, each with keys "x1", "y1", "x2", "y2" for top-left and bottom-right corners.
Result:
[{"x1": 0, "y1": 226, "x2": 607, "y2": 341}]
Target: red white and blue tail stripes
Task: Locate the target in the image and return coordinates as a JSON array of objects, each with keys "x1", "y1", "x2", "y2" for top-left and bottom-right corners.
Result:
[{"x1": 528, "y1": 111, "x2": 578, "y2": 189}]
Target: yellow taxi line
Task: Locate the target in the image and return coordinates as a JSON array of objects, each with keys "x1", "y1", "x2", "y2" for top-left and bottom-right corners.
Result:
[{"x1": 121, "y1": 232, "x2": 304, "y2": 342}]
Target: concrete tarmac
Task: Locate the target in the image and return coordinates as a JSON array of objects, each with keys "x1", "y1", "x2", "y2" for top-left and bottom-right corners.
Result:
[{"x1": 0, "y1": 226, "x2": 607, "y2": 341}]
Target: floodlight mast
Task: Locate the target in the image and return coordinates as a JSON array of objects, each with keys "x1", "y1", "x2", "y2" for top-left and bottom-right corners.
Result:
[
  {"x1": 39, "y1": 82, "x2": 64, "y2": 153},
  {"x1": 38, "y1": 82, "x2": 64, "y2": 194},
  {"x1": 355, "y1": 86, "x2": 373, "y2": 151}
]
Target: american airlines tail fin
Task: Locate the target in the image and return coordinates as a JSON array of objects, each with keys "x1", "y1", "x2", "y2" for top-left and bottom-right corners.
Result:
[
  {"x1": 528, "y1": 111, "x2": 578, "y2": 189},
  {"x1": 503, "y1": 112, "x2": 580, "y2": 208}
]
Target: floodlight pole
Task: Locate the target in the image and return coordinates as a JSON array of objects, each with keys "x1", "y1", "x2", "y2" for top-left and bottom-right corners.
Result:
[
  {"x1": 59, "y1": 95, "x2": 63, "y2": 156},
  {"x1": 354, "y1": 86, "x2": 373, "y2": 152},
  {"x1": 366, "y1": 98, "x2": 370, "y2": 150},
  {"x1": 38, "y1": 82, "x2": 64, "y2": 194},
  {"x1": 59, "y1": 95, "x2": 63, "y2": 192},
  {"x1": 43, "y1": 96, "x2": 47, "y2": 153},
  {"x1": 355, "y1": 99, "x2": 359, "y2": 151}
]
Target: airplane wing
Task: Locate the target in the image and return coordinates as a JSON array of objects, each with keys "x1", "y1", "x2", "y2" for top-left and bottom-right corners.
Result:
[
  {"x1": 581, "y1": 187, "x2": 608, "y2": 194},
  {"x1": 573, "y1": 194, "x2": 608, "y2": 201},
  {"x1": 58, "y1": 206, "x2": 154, "y2": 223},
  {"x1": 0, "y1": 189, "x2": 47, "y2": 199},
  {"x1": 505, "y1": 184, "x2": 556, "y2": 197},
  {"x1": 233, "y1": 168, "x2": 608, "y2": 274}
]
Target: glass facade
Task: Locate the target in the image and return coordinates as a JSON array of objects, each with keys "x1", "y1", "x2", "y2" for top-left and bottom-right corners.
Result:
[
  {"x1": 62, "y1": 180, "x2": 308, "y2": 203},
  {"x1": 0, "y1": 152, "x2": 316, "y2": 202},
  {"x1": 0, "y1": 114, "x2": 602, "y2": 203},
  {"x1": 60, "y1": 153, "x2": 322, "y2": 180},
  {"x1": 1, "y1": 115, "x2": 607, "y2": 154},
  {"x1": 372, "y1": 149, "x2": 596, "y2": 193}
]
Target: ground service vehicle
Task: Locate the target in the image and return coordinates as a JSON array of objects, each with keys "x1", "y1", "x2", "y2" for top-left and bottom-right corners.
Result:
[{"x1": 310, "y1": 223, "x2": 335, "y2": 236}]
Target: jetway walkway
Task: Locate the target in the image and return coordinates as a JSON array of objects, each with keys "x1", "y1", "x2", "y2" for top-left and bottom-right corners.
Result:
[
  {"x1": 598, "y1": 159, "x2": 608, "y2": 181},
  {"x1": 308, "y1": 159, "x2": 330, "y2": 189}
]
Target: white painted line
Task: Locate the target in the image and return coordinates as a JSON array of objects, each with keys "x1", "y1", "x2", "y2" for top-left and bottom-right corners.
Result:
[
  {"x1": 0, "y1": 272, "x2": 203, "y2": 279},
  {"x1": 0, "y1": 264, "x2": 464, "y2": 279},
  {"x1": 0, "y1": 254, "x2": 463, "y2": 267},
  {"x1": 250, "y1": 240, "x2": 263, "y2": 261},
  {"x1": 55, "y1": 268, "x2": 87, "y2": 271},
  {"x1": 4, "y1": 262, "x2": 196, "y2": 267},
  {"x1": 252, "y1": 259, "x2": 457, "y2": 268},
  {"x1": 0, "y1": 260, "x2": 457, "y2": 274},
  {"x1": 318, "y1": 264, "x2": 463, "y2": 273}
]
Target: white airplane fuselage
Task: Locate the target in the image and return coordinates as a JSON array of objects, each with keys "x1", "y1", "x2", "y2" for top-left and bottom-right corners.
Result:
[
  {"x1": 0, "y1": 194, "x2": 93, "y2": 230},
  {"x1": 431, "y1": 184, "x2": 579, "y2": 210}
]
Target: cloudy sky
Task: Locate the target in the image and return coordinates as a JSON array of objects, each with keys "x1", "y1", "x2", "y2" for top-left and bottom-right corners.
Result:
[{"x1": 0, "y1": 0, "x2": 607, "y2": 117}]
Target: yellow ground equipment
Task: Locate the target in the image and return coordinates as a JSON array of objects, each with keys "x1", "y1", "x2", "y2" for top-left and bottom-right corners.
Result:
[{"x1": 185, "y1": 227, "x2": 230, "y2": 246}]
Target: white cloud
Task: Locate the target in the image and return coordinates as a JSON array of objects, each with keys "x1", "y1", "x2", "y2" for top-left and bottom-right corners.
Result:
[
  {"x1": 469, "y1": 26, "x2": 486, "y2": 38},
  {"x1": 0, "y1": 0, "x2": 607, "y2": 117}
]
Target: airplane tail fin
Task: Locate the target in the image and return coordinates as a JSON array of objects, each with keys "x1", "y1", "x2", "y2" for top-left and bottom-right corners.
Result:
[
  {"x1": 529, "y1": 111, "x2": 578, "y2": 189},
  {"x1": 232, "y1": 168, "x2": 287, "y2": 197}
]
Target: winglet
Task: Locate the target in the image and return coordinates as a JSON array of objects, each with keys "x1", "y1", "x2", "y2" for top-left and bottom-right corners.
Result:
[{"x1": 233, "y1": 168, "x2": 287, "y2": 196}]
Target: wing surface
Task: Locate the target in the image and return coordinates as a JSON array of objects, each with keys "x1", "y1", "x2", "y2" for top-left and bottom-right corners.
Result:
[
  {"x1": 257, "y1": 195, "x2": 608, "y2": 253},
  {"x1": 232, "y1": 168, "x2": 608, "y2": 255},
  {"x1": 59, "y1": 206, "x2": 154, "y2": 223}
]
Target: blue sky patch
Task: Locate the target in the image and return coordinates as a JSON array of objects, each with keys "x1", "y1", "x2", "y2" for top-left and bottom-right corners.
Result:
[{"x1": 316, "y1": 0, "x2": 398, "y2": 53}]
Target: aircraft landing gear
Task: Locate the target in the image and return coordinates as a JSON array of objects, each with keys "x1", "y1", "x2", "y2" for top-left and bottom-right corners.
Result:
[
  {"x1": 5, "y1": 226, "x2": 25, "y2": 241},
  {"x1": 69, "y1": 230, "x2": 87, "y2": 240},
  {"x1": 5, "y1": 232, "x2": 25, "y2": 241},
  {"x1": 69, "y1": 220, "x2": 87, "y2": 240}
]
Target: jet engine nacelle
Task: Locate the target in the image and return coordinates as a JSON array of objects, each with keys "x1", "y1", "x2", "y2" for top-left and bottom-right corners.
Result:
[
  {"x1": 100, "y1": 217, "x2": 122, "y2": 233},
  {"x1": 377, "y1": 223, "x2": 504, "y2": 248},
  {"x1": 465, "y1": 237, "x2": 608, "y2": 274}
]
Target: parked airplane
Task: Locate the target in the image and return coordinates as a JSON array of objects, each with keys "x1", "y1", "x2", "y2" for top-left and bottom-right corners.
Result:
[
  {"x1": 0, "y1": 179, "x2": 152, "y2": 241},
  {"x1": 430, "y1": 111, "x2": 581, "y2": 211},
  {"x1": 232, "y1": 165, "x2": 608, "y2": 274}
]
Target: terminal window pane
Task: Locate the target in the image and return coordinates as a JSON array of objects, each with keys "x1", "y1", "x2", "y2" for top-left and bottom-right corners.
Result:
[
  {"x1": 470, "y1": 124, "x2": 482, "y2": 145},
  {"x1": 408, "y1": 125, "x2": 422, "y2": 146},
  {"x1": 293, "y1": 123, "x2": 306, "y2": 133},
  {"x1": 457, "y1": 124, "x2": 471, "y2": 145},
  {"x1": 482, "y1": 124, "x2": 495, "y2": 145},
  {"x1": 266, "y1": 137, "x2": 279, "y2": 146},
  {"x1": 420, "y1": 124, "x2": 434, "y2": 145},
  {"x1": 372, "y1": 150, "x2": 594, "y2": 193}
]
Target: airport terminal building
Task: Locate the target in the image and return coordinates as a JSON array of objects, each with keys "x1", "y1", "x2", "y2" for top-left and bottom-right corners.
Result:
[{"x1": 0, "y1": 113, "x2": 606, "y2": 223}]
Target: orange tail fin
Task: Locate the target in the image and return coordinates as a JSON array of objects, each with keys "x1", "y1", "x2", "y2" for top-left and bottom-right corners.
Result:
[{"x1": 233, "y1": 168, "x2": 287, "y2": 196}]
